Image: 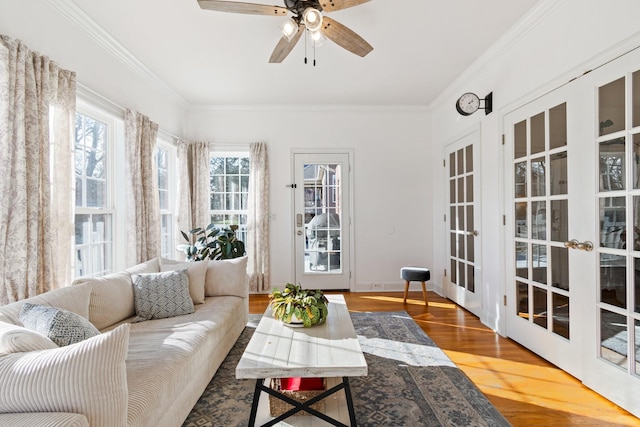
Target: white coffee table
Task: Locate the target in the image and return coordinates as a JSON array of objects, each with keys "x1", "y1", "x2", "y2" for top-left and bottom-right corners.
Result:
[{"x1": 236, "y1": 294, "x2": 367, "y2": 427}]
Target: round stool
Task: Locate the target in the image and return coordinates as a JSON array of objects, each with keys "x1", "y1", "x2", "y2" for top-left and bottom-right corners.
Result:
[{"x1": 400, "y1": 267, "x2": 430, "y2": 306}]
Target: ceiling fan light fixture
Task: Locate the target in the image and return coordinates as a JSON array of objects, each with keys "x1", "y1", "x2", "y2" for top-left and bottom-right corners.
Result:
[
  {"x1": 310, "y1": 30, "x2": 326, "y2": 46},
  {"x1": 303, "y1": 7, "x2": 323, "y2": 32},
  {"x1": 281, "y1": 17, "x2": 298, "y2": 41}
]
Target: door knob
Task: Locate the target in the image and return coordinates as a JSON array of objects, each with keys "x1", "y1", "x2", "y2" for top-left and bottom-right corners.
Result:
[
  {"x1": 564, "y1": 239, "x2": 593, "y2": 251},
  {"x1": 466, "y1": 230, "x2": 479, "y2": 236}
]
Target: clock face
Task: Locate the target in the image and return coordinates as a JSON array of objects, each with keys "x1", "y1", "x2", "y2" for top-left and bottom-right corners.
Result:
[{"x1": 456, "y1": 92, "x2": 481, "y2": 116}]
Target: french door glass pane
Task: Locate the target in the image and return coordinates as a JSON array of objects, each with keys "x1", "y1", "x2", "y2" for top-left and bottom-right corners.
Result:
[
  {"x1": 600, "y1": 253, "x2": 627, "y2": 309},
  {"x1": 634, "y1": 71, "x2": 640, "y2": 128},
  {"x1": 551, "y1": 246, "x2": 569, "y2": 291},
  {"x1": 636, "y1": 258, "x2": 640, "y2": 313},
  {"x1": 514, "y1": 120, "x2": 527, "y2": 158},
  {"x1": 552, "y1": 293, "x2": 570, "y2": 339},
  {"x1": 531, "y1": 112, "x2": 546, "y2": 155},
  {"x1": 599, "y1": 197, "x2": 626, "y2": 249},
  {"x1": 600, "y1": 308, "x2": 628, "y2": 369},
  {"x1": 633, "y1": 134, "x2": 640, "y2": 189},
  {"x1": 532, "y1": 244, "x2": 547, "y2": 284},
  {"x1": 599, "y1": 137, "x2": 626, "y2": 191},
  {"x1": 550, "y1": 152, "x2": 568, "y2": 195},
  {"x1": 517, "y1": 281, "x2": 529, "y2": 319},
  {"x1": 515, "y1": 202, "x2": 528, "y2": 238},
  {"x1": 515, "y1": 161, "x2": 527, "y2": 198},
  {"x1": 550, "y1": 200, "x2": 568, "y2": 242},
  {"x1": 533, "y1": 286, "x2": 548, "y2": 328},
  {"x1": 531, "y1": 157, "x2": 546, "y2": 197},
  {"x1": 516, "y1": 242, "x2": 528, "y2": 279},
  {"x1": 549, "y1": 103, "x2": 567, "y2": 149},
  {"x1": 532, "y1": 201, "x2": 546, "y2": 240},
  {"x1": 599, "y1": 77, "x2": 625, "y2": 136}
]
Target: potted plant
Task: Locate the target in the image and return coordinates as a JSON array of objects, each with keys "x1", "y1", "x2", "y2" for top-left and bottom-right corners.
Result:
[
  {"x1": 177, "y1": 223, "x2": 246, "y2": 261},
  {"x1": 268, "y1": 283, "x2": 329, "y2": 328}
]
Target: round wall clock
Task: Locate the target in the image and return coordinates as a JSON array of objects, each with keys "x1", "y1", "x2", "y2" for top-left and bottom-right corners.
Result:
[{"x1": 455, "y1": 92, "x2": 481, "y2": 116}]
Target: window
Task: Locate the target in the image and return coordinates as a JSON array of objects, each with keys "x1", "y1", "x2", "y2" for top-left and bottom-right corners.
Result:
[
  {"x1": 156, "y1": 144, "x2": 174, "y2": 259},
  {"x1": 74, "y1": 111, "x2": 114, "y2": 277},
  {"x1": 209, "y1": 154, "x2": 249, "y2": 243}
]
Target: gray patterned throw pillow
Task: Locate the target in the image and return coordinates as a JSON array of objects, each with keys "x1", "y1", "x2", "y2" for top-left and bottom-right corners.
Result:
[
  {"x1": 132, "y1": 269, "x2": 195, "y2": 322},
  {"x1": 19, "y1": 303, "x2": 100, "y2": 347}
]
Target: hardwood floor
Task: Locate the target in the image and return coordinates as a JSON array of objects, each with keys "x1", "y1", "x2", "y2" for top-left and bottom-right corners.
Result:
[{"x1": 249, "y1": 291, "x2": 639, "y2": 426}]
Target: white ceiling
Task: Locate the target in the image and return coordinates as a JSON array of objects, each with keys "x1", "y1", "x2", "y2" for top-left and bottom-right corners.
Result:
[{"x1": 65, "y1": 0, "x2": 541, "y2": 106}]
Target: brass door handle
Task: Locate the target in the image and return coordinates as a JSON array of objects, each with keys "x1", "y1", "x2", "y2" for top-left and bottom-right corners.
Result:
[{"x1": 564, "y1": 239, "x2": 593, "y2": 251}]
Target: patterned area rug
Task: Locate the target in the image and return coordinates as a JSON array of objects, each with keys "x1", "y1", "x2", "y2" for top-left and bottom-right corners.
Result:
[{"x1": 183, "y1": 311, "x2": 511, "y2": 427}]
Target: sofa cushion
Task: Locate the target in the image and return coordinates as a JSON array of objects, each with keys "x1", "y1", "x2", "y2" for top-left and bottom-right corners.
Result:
[
  {"x1": 74, "y1": 272, "x2": 135, "y2": 330},
  {"x1": 19, "y1": 304, "x2": 100, "y2": 347},
  {"x1": 0, "y1": 321, "x2": 58, "y2": 353},
  {"x1": 0, "y1": 324, "x2": 130, "y2": 427},
  {"x1": 132, "y1": 270, "x2": 195, "y2": 322},
  {"x1": 126, "y1": 257, "x2": 160, "y2": 275},
  {"x1": 0, "y1": 285, "x2": 93, "y2": 326},
  {"x1": 160, "y1": 259, "x2": 207, "y2": 304},
  {"x1": 204, "y1": 256, "x2": 248, "y2": 297}
]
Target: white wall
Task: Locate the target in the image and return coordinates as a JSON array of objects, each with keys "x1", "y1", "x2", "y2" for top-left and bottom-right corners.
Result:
[
  {"x1": 429, "y1": 0, "x2": 640, "y2": 331},
  {"x1": 0, "y1": 0, "x2": 186, "y2": 136},
  {"x1": 187, "y1": 107, "x2": 432, "y2": 292}
]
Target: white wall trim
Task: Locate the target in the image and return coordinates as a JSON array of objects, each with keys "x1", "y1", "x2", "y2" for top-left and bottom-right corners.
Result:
[{"x1": 46, "y1": 0, "x2": 189, "y2": 109}]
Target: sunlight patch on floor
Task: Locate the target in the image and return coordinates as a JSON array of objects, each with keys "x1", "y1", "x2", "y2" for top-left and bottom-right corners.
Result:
[
  {"x1": 360, "y1": 295, "x2": 456, "y2": 309},
  {"x1": 444, "y1": 349, "x2": 638, "y2": 425}
]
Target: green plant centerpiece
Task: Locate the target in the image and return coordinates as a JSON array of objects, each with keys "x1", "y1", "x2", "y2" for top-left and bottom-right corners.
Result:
[
  {"x1": 177, "y1": 223, "x2": 245, "y2": 260},
  {"x1": 268, "y1": 283, "x2": 329, "y2": 328}
]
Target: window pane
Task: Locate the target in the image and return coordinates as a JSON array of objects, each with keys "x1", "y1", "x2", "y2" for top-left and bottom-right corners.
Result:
[
  {"x1": 86, "y1": 179, "x2": 106, "y2": 208},
  {"x1": 465, "y1": 145, "x2": 473, "y2": 173},
  {"x1": 634, "y1": 70, "x2": 640, "y2": 128},
  {"x1": 516, "y1": 242, "x2": 528, "y2": 279},
  {"x1": 226, "y1": 157, "x2": 239, "y2": 174},
  {"x1": 515, "y1": 202, "x2": 528, "y2": 238},
  {"x1": 533, "y1": 286, "x2": 548, "y2": 328},
  {"x1": 532, "y1": 244, "x2": 547, "y2": 284},
  {"x1": 552, "y1": 293, "x2": 569, "y2": 339},
  {"x1": 240, "y1": 157, "x2": 250, "y2": 174},
  {"x1": 550, "y1": 200, "x2": 568, "y2": 242},
  {"x1": 517, "y1": 281, "x2": 529, "y2": 319},
  {"x1": 515, "y1": 161, "x2": 527, "y2": 198},
  {"x1": 531, "y1": 157, "x2": 546, "y2": 197},
  {"x1": 531, "y1": 201, "x2": 546, "y2": 240},
  {"x1": 551, "y1": 246, "x2": 569, "y2": 291},
  {"x1": 210, "y1": 157, "x2": 224, "y2": 174}
]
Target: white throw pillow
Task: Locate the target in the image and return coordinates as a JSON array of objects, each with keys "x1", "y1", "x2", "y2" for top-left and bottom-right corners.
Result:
[
  {"x1": 74, "y1": 271, "x2": 136, "y2": 330},
  {"x1": 132, "y1": 270, "x2": 195, "y2": 322},
  {"x1": 204, "y1": 256, "x2": 248, "y2": 297},
  {"x1": 0, "y1": 321, "x2": 58, "y2": 353},
  {"x1": 160, "y1": 259, "x2": 207, "y2": 304},
  {"x1": 19, "y1": 303, "x2": 100, "y2": 347},
  {"x1": 0, "y1": 324, "x2": 130, "y2": 427}
]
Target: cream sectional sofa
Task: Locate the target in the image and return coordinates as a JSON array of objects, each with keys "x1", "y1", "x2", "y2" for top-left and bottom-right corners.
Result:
[{"x1": 0, "y1": 256, "x2": 249, "y2": 427}]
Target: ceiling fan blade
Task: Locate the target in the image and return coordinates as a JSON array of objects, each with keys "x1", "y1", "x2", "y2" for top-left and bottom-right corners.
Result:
[
  {"x1": 321, "y1": 16, "x2": 373, "y2": 57},
  {"x1": 197, "y1": 0, "x2": 288, "y2": 16},
  {"x1": 269, "y1": 24, "x2": 304, "y2": 63},
  {"x1": 319, "y1": 0, "x2": 372, "y2": 12}
]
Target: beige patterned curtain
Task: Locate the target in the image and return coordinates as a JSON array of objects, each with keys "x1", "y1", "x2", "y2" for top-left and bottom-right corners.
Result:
[
  {"x1": 124, "y1": 109, "x2": 160, "y2": 265},
  {"x1": 247, "y1": 142, "x2": 269, "y2": 292},
  {"x1": 176, "y1": 140, "x2": 210, "y2": 257},
  {"x1": 0, "y1": 35, "x2": 76, "y2": 304}
]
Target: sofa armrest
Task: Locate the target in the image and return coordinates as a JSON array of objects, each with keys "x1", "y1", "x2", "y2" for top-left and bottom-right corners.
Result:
[{"x1": 0, "y1": 412, "x2": 89, "y2": 427}]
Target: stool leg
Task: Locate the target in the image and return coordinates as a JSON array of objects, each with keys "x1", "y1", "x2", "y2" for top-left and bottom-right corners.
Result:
[
  {"x1": 404, "y1": 281, "x2": 409, "y2": 303},
  {"x1": 420, "y1": 281, "x2": 428, "y2": 306}
]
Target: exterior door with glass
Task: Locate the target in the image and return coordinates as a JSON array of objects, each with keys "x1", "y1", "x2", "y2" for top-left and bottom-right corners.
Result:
[
  {"x1": 293, "y1": 153, "x2": 351, "y2": 290},
  {"x1": 445, "y1": 129, "x2": 482, "y2": 317}
]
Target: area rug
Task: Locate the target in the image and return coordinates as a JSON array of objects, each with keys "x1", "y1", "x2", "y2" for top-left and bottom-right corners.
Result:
[{"x1": 183, "y1": 311, "x2": 511, "y2": 427}]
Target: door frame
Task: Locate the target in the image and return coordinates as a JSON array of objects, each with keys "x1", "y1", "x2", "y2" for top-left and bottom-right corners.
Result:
[{"x1": 290, "y1": 148, "x2": 355, "y2": 291}]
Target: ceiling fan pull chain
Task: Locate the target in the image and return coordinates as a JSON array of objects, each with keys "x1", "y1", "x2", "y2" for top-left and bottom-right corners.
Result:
[
  {"x1": 313, "y1": 44, "x2": 316, "y2": 66},
  {"x1": 304, "y1": 29, "x2": 308, "y2": 64}
]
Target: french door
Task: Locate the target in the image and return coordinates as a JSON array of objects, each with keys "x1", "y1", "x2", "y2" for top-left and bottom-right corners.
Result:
[
  {"x1": 293, "y1": 152, "x2": 352, "y2": 290},
  {"x1": 445, "y1": 130, "x2": 482, "y2": 317},
  {"x1": 504, "y1": 47, "x2": 640, "y2": 416}
]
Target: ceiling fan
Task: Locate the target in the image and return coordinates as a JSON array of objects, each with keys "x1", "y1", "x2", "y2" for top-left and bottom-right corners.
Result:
[{"x1": 197, "y1": 0, "x2": 373, "y2": 63}]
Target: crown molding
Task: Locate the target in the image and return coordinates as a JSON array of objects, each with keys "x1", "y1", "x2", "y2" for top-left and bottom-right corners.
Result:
[
  {"x1": 187, "y1": 104, "x2": 431, "y2": 113},
  {"x1": 430, "y1": 0, "x2": 566, "y2": 108},
  {"x1": 46, "y1": 0, "x2": 188, "y2": 109}
]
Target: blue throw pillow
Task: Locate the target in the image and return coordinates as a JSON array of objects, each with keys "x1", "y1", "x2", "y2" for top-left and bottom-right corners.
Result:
[
  {"x1": 132, "y1": 269, "x2": 195, "y2": 322},
  {"x1": 19, "y1": 303, "x2": 100, "y2": 347}
]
